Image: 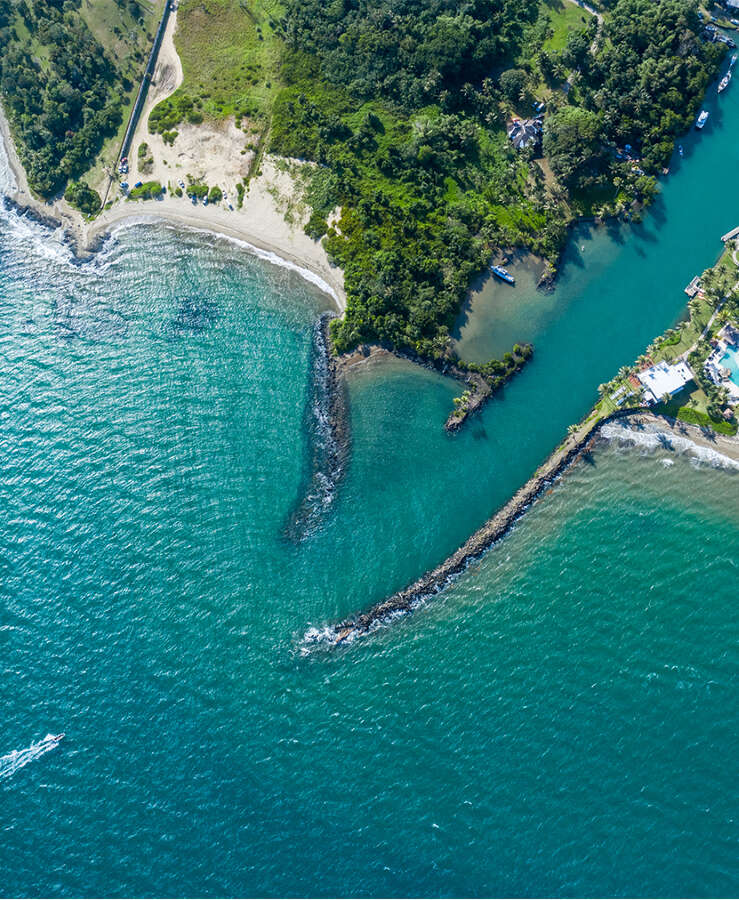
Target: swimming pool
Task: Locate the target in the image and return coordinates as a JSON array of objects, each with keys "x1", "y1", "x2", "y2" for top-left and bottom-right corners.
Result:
[{"x1": 719, "y1": 343, "x2": 739, "y2": 386}]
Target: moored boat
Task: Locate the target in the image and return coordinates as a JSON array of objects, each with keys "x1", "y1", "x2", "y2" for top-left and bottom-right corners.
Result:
[
  {"x1": 718, "y1": 71, "x2": 732, "y2": 92},
  {"x1": 490, "y1": 265, "x2": 515, "y2": 285},
  {"x1": 696, "y1": 109, "x2": 709, "y2": 129}
]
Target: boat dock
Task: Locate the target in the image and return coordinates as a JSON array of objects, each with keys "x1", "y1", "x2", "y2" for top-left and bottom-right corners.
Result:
[
  {"x1": 721, "y1": 225, "x2": 739, "y2": 243},
  {"x1": 684, "y1": 275, "x2": 702, "y2": 297}
]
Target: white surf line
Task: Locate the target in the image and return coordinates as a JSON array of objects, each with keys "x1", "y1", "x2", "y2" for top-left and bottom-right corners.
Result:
[
  {"x1": 600, "y1": 421, "x2": 739, "y2": 470},
  {"x1": 0, "y1": 733, "x2": 64, "y2": 782},
  {"x1": 106, "y1": 216, "x2": 342, "y2": 305}
]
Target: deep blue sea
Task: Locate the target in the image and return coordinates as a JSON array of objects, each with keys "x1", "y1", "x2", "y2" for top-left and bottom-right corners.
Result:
[{"x1": 0, "y1": 85, "x2": 737, "y2": 897}]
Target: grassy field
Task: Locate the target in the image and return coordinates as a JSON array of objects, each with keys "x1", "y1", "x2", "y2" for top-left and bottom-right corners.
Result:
[
  {"x1": 542, "y1": 0, "x2": 594, "y2": 52},
  {"x1": 659, "y1": 384, "x2": 737, "y2": 434},
  {"x1": 80, "y1": 0, "x2": 161, "y2": 79},
  {"x1": 151, "y1": 0, "x2": 285, "y2": 131},
  {"x1": 650, "y1": 296, "x2": 713, "y2": 362}
]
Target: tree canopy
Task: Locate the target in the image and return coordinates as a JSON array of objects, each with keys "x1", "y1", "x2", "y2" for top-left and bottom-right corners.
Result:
[
  {"x1": 0, "y1": 0, "x2": 131, "y2": 197},
  {"x1": 543, "y1": 106, "x2": 606, "y2": 190}
]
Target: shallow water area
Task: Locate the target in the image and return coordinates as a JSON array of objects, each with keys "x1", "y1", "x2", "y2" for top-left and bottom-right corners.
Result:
[{"x1": 453, "y1": 252, "x2": 547, "y2": 361}]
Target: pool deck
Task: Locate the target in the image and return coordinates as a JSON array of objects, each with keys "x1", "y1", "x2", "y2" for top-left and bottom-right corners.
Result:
[{"x1": 705, "y1": 325, "x2": 739, "y2": 402}]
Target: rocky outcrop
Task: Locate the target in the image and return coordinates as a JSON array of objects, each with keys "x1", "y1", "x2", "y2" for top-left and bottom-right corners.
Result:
[
  {"x1": 537, "y1": 259, "x2": 557, "y2": 289},
  {"x1": 443, "y1": 371, "x2": 491, "y2": 431},
  {"x1": 2, "y1": 195, "x2": 60, "y2": 232},
  {"x1": 334, "y1": 343, "x2": 531, "y2": 433}
]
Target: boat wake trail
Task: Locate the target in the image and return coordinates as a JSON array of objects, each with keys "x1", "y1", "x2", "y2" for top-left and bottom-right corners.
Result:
[
  {"x1": 0, "y1": 733, "x2": 65, "y2": 782},
  {"x1": 284, "y1": 312, "x2": 351, "y2": 542}
]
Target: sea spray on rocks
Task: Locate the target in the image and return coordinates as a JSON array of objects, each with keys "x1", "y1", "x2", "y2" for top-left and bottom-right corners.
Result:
[{"x1": 284, "y1": 312, "x2": 351, "y2": 542}]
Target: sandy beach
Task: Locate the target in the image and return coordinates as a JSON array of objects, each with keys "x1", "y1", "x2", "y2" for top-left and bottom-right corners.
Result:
[{"x1": 0, "y1": 7, "x2": 345, "y2": 310}]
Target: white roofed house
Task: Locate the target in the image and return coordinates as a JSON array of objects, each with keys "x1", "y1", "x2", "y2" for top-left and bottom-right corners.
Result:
[{"x1": 636, "y1": 360, "x2": 694, "y2": 405}]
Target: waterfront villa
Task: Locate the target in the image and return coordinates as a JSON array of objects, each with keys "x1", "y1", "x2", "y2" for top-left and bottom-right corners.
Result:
[
  {"x1": 637, "y1": 360, "x2": 694, "y2": 405},
  {"x1": 705, "y1": 324, "x2": 739, "y2": 402}
]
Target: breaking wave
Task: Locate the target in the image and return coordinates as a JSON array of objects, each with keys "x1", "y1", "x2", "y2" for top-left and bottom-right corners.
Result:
[
  {"x1": 284, "y1": 312, "x2": 350, "y2": 542},
  {"x1": 600, "y1": 421, "x2": 739, "y2": 471}
]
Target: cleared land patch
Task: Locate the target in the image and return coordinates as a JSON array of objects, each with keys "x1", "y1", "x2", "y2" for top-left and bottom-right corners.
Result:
[{"x1": 542, "y1": 0, "x2": 594, "y2": 52}]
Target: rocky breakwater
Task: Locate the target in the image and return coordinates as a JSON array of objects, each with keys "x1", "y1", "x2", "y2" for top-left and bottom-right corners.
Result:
[
  {"x1": 301, "y1": 409, "x2": 640, "y2": 649},
  {"x1": 284, "y1": 312, "x2": 351, "y2": 542}
]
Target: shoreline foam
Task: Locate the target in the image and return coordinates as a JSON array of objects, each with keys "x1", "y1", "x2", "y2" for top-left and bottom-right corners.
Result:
[
  {"x1": 0, "y1": 104, "x2": 345, "y2": 311},
  {"x1": 601, "y1": 414, "x2": 739, "y2": 468}
]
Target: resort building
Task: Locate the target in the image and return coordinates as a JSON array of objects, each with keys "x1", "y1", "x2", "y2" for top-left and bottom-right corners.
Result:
[{"x1": 637, "y1": 360, "x2": 694, "y2": 405}]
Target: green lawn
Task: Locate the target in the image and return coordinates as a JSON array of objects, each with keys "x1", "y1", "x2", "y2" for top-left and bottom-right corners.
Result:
[
  {"x1": 542, "y1": 0, "x2": 594, "y2": 52},
  {"x1": 651, "y1": 297, "x2": 713, "y2": 363},
  {"x1": 657, "y1": 384, "x2": 737, "y2": 434}
]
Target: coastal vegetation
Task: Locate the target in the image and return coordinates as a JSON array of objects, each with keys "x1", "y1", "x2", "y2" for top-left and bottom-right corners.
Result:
[
  {"x1": 568, "y1": 0, "x2": 724, "y2": 174},
  {"x1": 0, "y1": 0, "x2": 162, "y2": 197},
  {"x1": 0, "y1": 0, "x2": 726, "y2": 371},
  {"x1": 267, "y1": 0, "x2": 720, "y2": 358},
  {"x1": 127, "y1": 180, "x2": 163, "y2": 200},
  {"x1": 64, "y1": 180, "x2": 102, "y2": 215}
]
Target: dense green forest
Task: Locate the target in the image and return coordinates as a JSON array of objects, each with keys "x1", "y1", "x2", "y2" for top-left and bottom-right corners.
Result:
[
  {"x1": 272, "y1": 0, "x2": 567, "y2": 356},
  {"x1": 270, "y1": 0, "x2": 721, "y2": 356},
  {"x1": 574, "y1": 0, "x2": 724, "y2": 172},
  {"x1": 0, "y1": 0, "x2": 156, "y2": 199}
]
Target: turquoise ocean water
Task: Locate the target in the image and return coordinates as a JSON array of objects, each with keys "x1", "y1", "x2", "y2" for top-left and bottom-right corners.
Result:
[{"x1": 0, "y1": 76, "x2": 738, "y2": 896}]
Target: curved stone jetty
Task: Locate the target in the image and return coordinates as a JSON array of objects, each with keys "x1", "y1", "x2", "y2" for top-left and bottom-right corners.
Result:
[{"x1": 302, "y1": 409, "x2": 640, "y2": 649}]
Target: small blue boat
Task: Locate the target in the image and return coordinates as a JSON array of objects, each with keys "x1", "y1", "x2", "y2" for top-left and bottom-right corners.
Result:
[{"x1": 490, "y1": 265, "x2": 515, "y2": 285}]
